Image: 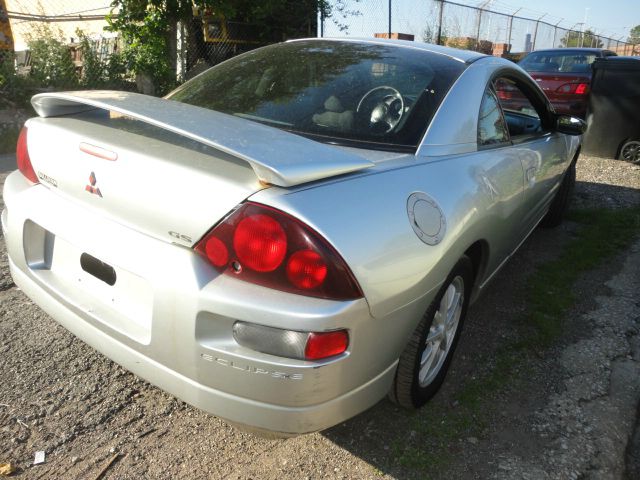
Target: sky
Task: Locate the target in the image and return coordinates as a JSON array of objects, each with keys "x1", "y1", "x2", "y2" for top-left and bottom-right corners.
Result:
[{"x1": 322, "y1": 0, "x2": 639, "y2": 52}]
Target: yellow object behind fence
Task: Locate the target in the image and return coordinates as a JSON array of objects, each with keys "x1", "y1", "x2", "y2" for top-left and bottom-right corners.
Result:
[{"x1": 0, "y1": 0, "x2": 14, "y2": 52}]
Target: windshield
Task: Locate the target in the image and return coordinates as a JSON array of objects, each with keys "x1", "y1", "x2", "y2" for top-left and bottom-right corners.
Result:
[
  {"x1": 167, "y1": 40, "x2": 466, "y2": 151},
  {"x1": 520, "y1": 51, "x2": 598, "y2": 74}
]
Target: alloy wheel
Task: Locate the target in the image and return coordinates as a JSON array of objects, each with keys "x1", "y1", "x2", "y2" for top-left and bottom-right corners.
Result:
[{"x1": 418, "y1": 276, "x2": 465, "y2": 387}]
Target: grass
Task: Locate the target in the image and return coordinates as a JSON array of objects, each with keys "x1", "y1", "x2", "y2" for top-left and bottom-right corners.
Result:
[
  {"x1": 0, "y1": 125, "x2": 20, "y2": 155},
  {"x1": 389, "y1": 206, "x2": 640, "y2": 475},
  {"x1": 528, "y1": 208, "x2": 640, "y2": 345}
]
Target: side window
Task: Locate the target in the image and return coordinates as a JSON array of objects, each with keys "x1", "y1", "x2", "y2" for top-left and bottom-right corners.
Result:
[
  {"x1": 494, "y1": 77, "x2": 546, "y2": 140},
  {"x1": 478, "y1": 88, "x2": 509, "y2": 147}
]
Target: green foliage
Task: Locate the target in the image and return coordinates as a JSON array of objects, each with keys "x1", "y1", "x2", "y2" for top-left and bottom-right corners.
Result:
[
  {"x1": 0, "y1": 52, "x2": 36, "y2": 108},
  {"x1": 107, "y1": 3, "x2": 177, "y2": 95},
  {"x1": 629, "y1": 25, "x2": 640, "y2": 43},
  {"x1": 0, "y1": 124, "x2": 20, "y2": 154},
  {"x1": 560, "y1": 29, "x2": 604, "y2": 48},
  {"x1": 106, "y1": 1, "x2": 358, "y2": 95},
  {"x1": 26, "y1": 24, "x2": 78, "y2": 89},
  {"x1": 76, "y1": 30, "x2": 129, "y2": 89}
]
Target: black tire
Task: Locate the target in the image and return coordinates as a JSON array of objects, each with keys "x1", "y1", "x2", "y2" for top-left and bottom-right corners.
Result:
[
  {"x1": 389, "y1": 256, "x2": 473, "y2": 409},
  {"x1": 540, "y1": 160, "x2": 576, "y2": 228},
  {"x1": 618, "y1": 140, "x2": 640, "y2": 164}
]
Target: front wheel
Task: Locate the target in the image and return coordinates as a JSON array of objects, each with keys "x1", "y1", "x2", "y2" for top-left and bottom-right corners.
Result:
[{"x1": 389, "y1": 256, "x2": 473, "y2": 408}]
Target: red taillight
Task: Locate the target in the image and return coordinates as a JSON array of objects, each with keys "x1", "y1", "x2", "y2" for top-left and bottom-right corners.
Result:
[
  {"x1": 203, "y1": 236, "x2": 228, "y2": 267},
  {"x1": 556, "y1": 82, "x2": 590, "y2": 95},
  {"x1": 305, "y1": 330, "x2": 349, "y2": 360},
  {"x1": 195, "y1": 202, "x2": 363, "y2": 300},
  {"x1": 16, "y1": 127, "x2": 38, "y2": 184},
  {"x1": 575, "y1": 83, "x2": 589, "y2": 95},
  {"x1": 233, "y1": 214, "x2": 287, "y2": 272},
  {"x1": 287, "y1": 250, "x2": 327, "y2": 290}
]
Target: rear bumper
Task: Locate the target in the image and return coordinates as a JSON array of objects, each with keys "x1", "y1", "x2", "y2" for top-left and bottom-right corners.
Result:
[
  {"x1": 7, "y1": 257, "x2": 396, "y2": 434},
  {"x1": 2, "y1": 171, "x2": 425, "y2": 434}
]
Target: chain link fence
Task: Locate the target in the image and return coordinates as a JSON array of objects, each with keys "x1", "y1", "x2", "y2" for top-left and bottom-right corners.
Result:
[
  {"x1": 320, "y1": 0, "x2": 638, "y2": 58},
  {"x1": 1, "y1": 0, "x2": 638, "y2": 106},
  {"x1": 1, "y1": 1, "x2": 319, "y2": 97}
]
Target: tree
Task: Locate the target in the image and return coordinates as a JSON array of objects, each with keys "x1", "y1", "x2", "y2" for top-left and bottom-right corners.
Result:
[
  {"x1": 26, "y1": 23, "x2": 78, "y2": 89},
  {"x1": 107, "y1": 1, "x2": 356, "y2": 95},
  {"x1": 629, "y1": 25, "x2": 640, "y2": 55},
  {"x1": 560, "y1": 29, "x2": 603, "y2": 48}
]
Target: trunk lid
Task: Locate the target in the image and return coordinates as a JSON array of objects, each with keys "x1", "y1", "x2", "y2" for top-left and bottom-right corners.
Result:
[
  {"x1": 25, "y1": 91, "x2": 375, "y2": 246},
  {"x1": 528, "y1": 72, "x2": 592, "y2": 95},
  {"x1": 26, "y1": 112, "x2": 262, "y2": 247}
]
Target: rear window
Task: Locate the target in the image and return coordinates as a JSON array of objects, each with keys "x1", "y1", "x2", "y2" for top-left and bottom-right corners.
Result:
[
  {"x1": 167, "y1": 40, "x2": 466, "y2": 151},
  {"x1": 520, "y1": 51, "x2": 598, "y2": 74}
]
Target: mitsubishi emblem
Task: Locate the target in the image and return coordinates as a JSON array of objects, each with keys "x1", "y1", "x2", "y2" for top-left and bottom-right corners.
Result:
[{"x1": 85, "y1": 171, "x2": 102, "y2": 197}]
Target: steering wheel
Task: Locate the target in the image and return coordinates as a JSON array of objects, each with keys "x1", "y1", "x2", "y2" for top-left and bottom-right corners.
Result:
[{"x1": 356, "y1": 86, "x2": 405, "y2": 133}]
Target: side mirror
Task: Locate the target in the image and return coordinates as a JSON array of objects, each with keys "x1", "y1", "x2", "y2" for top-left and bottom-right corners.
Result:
[{"x1": 556, "y1": 115, "x2": 587, "y2": 135}]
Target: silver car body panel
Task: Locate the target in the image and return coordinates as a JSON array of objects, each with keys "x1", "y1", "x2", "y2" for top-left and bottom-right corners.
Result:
[
  {"x1": 3, "y1": 40, "x2": 581, "y2": 434},
  {"x1": 31, "y1": 91, "x2": 375, "y2": 187}
]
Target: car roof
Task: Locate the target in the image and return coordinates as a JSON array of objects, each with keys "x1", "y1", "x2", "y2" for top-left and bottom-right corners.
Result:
[
  {"x1": 525, "y1": 48, "x2": 611, "y2": 54},
  {"x1": 286, "y1": 37, "x2": 487, "y2": 64},
  {"x1": 603, "y1": 56, "x2": 640, "y2": 60}
]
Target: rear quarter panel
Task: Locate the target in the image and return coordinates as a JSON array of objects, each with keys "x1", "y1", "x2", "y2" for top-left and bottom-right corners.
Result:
[{"x1": 251, "y1": 149, "x2": 525, "y2": 322}]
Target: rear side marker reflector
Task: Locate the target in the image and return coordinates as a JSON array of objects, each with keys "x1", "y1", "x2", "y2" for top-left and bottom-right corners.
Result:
[
  {"x1": 305, "y1": 331, "x2": 349, "y2": 360},
  {"x1": 79, "y1": 142, "x2": 118, "y2": 161},
  {"x1": 195, "y1": 202, "x2": 363, "y2": 300},
  {"x1": 233, "y1": 321, "x2": 349, "y2": 360}
]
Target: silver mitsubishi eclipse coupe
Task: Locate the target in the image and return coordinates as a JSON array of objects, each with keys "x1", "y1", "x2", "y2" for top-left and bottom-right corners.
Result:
[{"x1": 2, "y1": 38, "x2": 584, "y2": 435}]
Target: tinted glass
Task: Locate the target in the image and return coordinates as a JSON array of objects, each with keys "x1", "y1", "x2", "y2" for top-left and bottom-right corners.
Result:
[
  {"x1": 520, "y1": 51, "x2": 598, "y2": 73},
  {"x1": 478, "y1": 88, "x2": 509, "y2": 146},
  {"x1": 167, "y1": 40, "x2": 466, "y2": 150},
  {"x1": 494, "y1": 78, "x2": 540, "y2": 119}
]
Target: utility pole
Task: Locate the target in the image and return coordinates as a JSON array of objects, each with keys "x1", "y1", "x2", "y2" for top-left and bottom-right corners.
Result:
[
  {"x1": 388, "y1": 0, "x2": 392, "y2": 38},
  {"x1": 580, "y1": 8, "x2": 590, "y2": 48},
  {"x1": 532, "y1": 13, "x2": 546, "y2": 51},
  {"x1": 507, "y1": 8, "x2": 521, "y2": 49},
  {"x1": 436, "y1": 0, "x2": 444, "y2": 45},
  {"x1": 476, "y1": 0, "x2": 493, "y2": 50},
  {"x1": 551, "y1": 18, "x2": 563, "y2": 47}
]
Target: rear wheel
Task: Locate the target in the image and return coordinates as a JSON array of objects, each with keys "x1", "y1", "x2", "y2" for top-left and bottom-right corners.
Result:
[
  {"x1": 540, "y1": 160, "x2": 576, "y2": 228},
  {"x1": 390, "y1": 256, "x2": 473, "y2": 408}
]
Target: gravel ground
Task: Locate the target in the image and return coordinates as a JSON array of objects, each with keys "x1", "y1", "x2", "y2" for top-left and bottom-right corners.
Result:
[{"x1": 0, "y1": 153, "x2": 639, "y2": 479}]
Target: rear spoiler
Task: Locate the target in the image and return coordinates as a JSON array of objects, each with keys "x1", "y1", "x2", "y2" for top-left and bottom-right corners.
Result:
[{"x1": 31, "y1": 91, "x2": 374, "y2": 187}]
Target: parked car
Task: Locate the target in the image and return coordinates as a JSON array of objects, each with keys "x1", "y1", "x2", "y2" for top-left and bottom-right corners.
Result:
[
  {"x1": 1, "y1": 39, "x2": 584, "y2": 436},
  {"x1": 583, "y1": 56, "x2": 640, "y2": 163},
  {"x1": 501, "y1": 48, "x2": 617, "y2": 118}
]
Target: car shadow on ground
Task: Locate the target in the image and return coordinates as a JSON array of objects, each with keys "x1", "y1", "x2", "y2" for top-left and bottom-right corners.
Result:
[{"x1": 319, "y1": 180, "x2": 639, "y2": 479}]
